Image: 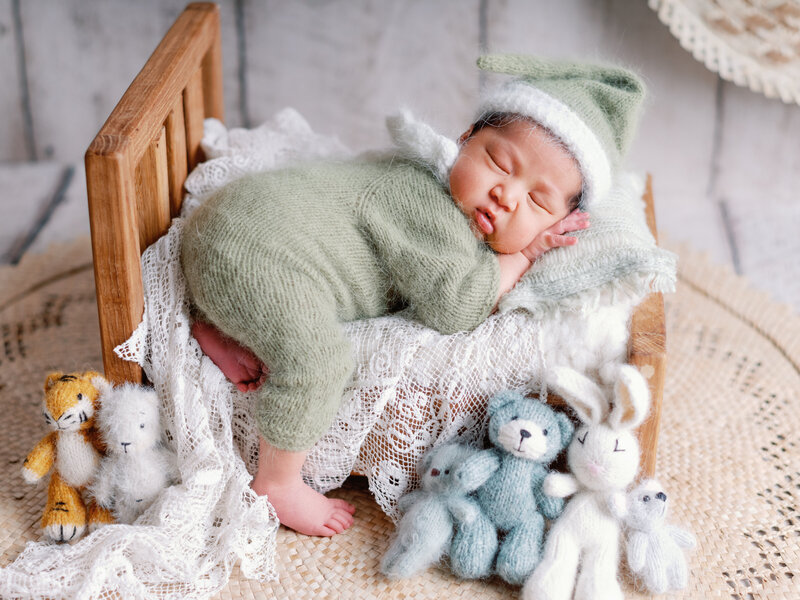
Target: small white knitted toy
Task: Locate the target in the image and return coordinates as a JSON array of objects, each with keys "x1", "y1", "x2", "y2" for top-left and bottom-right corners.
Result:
[
  {"x1": 624, "y1": 479, "x2": 696, "y2": 594},
  {"x1": 89, "y1": 381, "x2": 179, "y2": 524},
  {"x1": 522, "y1": 364, "x2": 650, "y2": 600}
]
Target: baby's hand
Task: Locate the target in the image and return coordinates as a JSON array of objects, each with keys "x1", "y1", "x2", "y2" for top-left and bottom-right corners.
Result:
[{"x1": 521, "y1": 211, "x2": 590, "y2": 263}]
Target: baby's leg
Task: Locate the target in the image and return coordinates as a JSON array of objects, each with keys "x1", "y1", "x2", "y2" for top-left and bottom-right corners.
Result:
[
  {"x1": 191, "y1": 320, "x2": 268, "y2": 393},
  {"x1": 251, "y1": 438, "x2": 355, "y2": 536}
]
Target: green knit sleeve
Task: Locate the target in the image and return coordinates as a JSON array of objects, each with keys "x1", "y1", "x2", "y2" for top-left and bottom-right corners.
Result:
[{"x1": 360, "y1": 162, "x2": 500, "y2": 334}]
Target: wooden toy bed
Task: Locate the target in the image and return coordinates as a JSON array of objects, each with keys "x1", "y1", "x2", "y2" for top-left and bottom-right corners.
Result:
[{"x1": 85, "y1": 2, "x2": 666, "y2": 477}]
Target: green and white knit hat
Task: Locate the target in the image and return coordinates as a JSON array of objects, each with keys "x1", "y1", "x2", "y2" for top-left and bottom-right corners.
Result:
[{"x1": 477, "y1": 54, "x2": 646, "y2": 207}]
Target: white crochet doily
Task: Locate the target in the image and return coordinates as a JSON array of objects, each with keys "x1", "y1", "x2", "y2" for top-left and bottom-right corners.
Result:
[
  {"x1": 106, "y1": 108, "x2": 643, "y2": 596},
  {"x1": 650, "y1": 0, "x2": 800, "y2": 105}
]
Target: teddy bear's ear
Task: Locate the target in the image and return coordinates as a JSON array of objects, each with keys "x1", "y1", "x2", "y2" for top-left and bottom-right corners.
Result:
[
  {"x1": 488, "y1": 391, "x2": 521, "y2": 417},
  {"x1": 418, "y1": 448, "x2": 436, "y2": 476},
  {"x1": 44, "y1": 372, "x2": 63, "y2": 392},
  {"x1": 555, "y1": 411, "x2": 574, "y2": 446},
  {"x1": 91, "y1": 375, "x2": 113, "y2": 398}
]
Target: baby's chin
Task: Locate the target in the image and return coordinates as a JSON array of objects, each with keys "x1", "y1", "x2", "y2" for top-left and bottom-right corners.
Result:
[{"x1": 486, "y1": 237, "x2": 531, "y2": 255}]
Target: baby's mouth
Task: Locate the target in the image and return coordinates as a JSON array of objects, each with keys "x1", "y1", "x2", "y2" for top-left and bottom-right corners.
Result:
[{"x1": 475, "y1": 209, "x2": 495, "y2": 235}]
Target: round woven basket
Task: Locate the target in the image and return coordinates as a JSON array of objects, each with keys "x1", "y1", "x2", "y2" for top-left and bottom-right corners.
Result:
[{"x1": 1, "y1": 237, "x2": 798, "y2": 599}]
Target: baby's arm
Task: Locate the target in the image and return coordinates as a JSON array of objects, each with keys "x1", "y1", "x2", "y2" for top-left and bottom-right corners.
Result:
[{"x1": 496, "y1": 211, "x2": 589, "y2": 302}]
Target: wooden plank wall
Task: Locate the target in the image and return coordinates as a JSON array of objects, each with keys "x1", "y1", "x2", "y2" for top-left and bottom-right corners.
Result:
[{"x1": 2, "y1": 0, "x2": 800, "y2": 282}]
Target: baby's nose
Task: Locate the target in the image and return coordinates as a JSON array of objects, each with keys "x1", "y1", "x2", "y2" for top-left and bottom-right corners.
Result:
[{"x1": 492, "y1": 184, "x2": 517, "y2": 210}]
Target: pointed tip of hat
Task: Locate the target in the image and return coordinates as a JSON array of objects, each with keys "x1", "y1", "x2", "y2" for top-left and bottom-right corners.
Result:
[{"x1": 477, "y1": 53, "x2": 646, "y2": 96}]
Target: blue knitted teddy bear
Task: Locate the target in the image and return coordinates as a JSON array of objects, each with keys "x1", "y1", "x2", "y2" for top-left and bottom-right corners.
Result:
[
  {"x1": 450, "y1": 391, "x2": 574, "y2": 584},
  {"x1": 380, "y1": 443, "x2": 495, "y2": 579}
]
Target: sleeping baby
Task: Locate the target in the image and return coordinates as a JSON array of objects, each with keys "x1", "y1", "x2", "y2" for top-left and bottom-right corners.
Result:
[{"x1": 180, "y1": 54, "x2": 645, "y2": 537}]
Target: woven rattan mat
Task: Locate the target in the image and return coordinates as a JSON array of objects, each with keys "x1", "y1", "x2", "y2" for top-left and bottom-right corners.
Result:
[{"x1": 1, "y1": 237, "x2": 798, "y2": 599}]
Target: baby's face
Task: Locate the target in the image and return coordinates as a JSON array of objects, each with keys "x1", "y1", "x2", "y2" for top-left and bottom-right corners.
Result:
[{"x1": 449, "y1": 119, "x2": 582, "y2": 254}]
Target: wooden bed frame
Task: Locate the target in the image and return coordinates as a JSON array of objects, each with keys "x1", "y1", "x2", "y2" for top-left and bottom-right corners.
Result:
[{"x1": 85, "y1": 2, "x2": 666, "y2": 477}]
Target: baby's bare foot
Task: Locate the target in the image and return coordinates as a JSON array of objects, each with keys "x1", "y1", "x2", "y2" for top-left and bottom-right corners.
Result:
[
  {"x1": 252, "y1": 477, "x2": 355, "y2": 536},
  {"x1": 191, "y1": 321, "x2": 268, "y2": 391}
]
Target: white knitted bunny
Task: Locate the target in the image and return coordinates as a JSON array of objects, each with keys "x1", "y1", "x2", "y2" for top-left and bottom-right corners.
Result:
[{"x1": 522, "y1": 364, "x2": 650, "y2": 600}]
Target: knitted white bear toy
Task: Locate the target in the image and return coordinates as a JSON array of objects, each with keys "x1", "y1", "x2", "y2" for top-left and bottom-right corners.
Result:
[
  {"x1": 624, "y1": 479, "x2": 696, "y2": 594},
  {"x1": 522, "y1": 364, "x2": 650, "y2": 600},
  {"x1": 89, "y1": 381, "x2": 179, "y2": 524}
]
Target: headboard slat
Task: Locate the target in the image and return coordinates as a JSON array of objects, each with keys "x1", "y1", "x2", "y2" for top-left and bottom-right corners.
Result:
[
  {"x1": 201, "y1": 34, "x2": 224, "y2": 121},
  {"x1": 184, "y1": 69, "x2": 206, "y2": 171},
  {"x1": 135, "y1": 127, "x2": 171, "y2": 250},
  {"x1": 166, "y1": 98, "x2": 189, "y2": 218}
]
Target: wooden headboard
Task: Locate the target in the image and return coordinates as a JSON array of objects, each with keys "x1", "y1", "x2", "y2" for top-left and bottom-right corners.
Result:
[{"x1": 85, "y1": 2, "x2": 223, "y2": 385}]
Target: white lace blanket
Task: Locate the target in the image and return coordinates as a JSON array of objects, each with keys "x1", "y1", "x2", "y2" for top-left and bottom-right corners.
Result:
[{"x1": 0, "y1": 109, "x2": 644, "y2": 599}]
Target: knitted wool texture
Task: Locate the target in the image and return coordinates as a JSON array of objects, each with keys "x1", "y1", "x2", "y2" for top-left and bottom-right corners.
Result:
[
  {"x1": 181, "y1": 159, "x2": 499, "y2": 451},
  {"x1": 381, "y1": 444, "x2": 494, "y2": 579},
  {"x1": 477, "y1": 54, "x2": 646, "y2": 207},
  {"x1": 624, "y1": 479, "x2": 696, "y2": 594},
  {"x1": 450, "y1": 391, "x2": 573, "y2": 585}
]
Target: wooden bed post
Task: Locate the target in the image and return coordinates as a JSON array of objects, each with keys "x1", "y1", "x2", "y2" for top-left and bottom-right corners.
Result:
[
  {"x1": 85, "y1": 3, "x2": 223, "y2": 384},
  {"x1": 630, "y1": 175, "x2": 666, "y2": 477}
]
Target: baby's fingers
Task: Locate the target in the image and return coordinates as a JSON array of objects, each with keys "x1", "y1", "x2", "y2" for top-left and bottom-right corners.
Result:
[
  {"x1": 557, "y1": 211, "x2": 590, "y2": 234},
  {"x1": 545, "y1": 233, "x2": 579, "y2": 249}
]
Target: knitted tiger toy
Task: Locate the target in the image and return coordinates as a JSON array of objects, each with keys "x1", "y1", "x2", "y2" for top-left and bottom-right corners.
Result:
[{"x1": 22, "y1": 371, "x2": 114, "y2": 542}]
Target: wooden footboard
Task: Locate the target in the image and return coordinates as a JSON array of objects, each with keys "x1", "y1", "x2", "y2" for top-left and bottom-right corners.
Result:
[
  {"x1": 86, "y1": 2, "x2": 223, "y2": 384},
  {"x1": 85, "y1": 3, "x2": 665, "y2": 476}
]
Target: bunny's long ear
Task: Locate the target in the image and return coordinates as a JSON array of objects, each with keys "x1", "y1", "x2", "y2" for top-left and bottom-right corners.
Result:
[
  {"x1": 608, "y1": 364, "x2": 650, "y2": 431},
  {"x1": 548, "y1": 367, "x2": 607, "y2": 425}
]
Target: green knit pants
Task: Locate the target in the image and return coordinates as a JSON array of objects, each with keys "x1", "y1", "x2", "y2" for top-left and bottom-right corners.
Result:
[{"x1": 186, "y1": 250, "x2": 355, "y2": 453}]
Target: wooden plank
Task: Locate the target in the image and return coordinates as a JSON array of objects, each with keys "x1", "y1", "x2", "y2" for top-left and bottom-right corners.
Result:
[
  {"x1": 0, "y1": 162, "x2": 65, "y2": 262},
  {"x1": 629, "y1": 177, "x2": 666, "y2": 477},
  {"x1": 135, "y1": 127, "x2": 171, "y2": 250},
  {"x1": 183, "y1": 67, "x2": 206, "y2": 171},
  {"x1": 244, "y1": 0, "x2": 481, "y2": 152},
  {"x1": 165, "y1": 97, "x2": 188, "y2": 217},
  {"x1": 27, "y1": 163, "x2": 91, "y2": 256},
  {"x1": 0, "y1": 0, "x2": 29, "y2": 161},
  {"x1": 201, "y1": 20, "x2": 225, "y2": 122},
  {"x1": 21, "y1": 0, "x2": 193, "y2": 162},
  {"x1": 85, "y1": 151, "x2": 144, "y2": 385},
  {"x1": 714, "y1": 82, "x2": 800, "y2": 205}
]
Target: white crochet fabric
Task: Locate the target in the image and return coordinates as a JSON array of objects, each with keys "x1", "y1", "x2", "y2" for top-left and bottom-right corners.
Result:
[{"x1": 0, "y1": 109, "x2": 659, "y2": 599}]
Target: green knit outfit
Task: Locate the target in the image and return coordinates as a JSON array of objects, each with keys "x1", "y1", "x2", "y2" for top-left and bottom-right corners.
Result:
[{"x1": 181, "y1": 159, "x2": 500, "y2": 452}]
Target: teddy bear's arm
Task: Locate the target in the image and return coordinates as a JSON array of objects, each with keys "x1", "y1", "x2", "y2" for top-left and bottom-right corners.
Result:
[
  {"x1": 668, "y1": 525, "x2": 696, "y2": 549},
  {"x1": 447, "y1": 496, "x2": 481, "y2": 525},
  {"x1": 21, "y1": 431, "x2": 58, "y2": 483},
  {"x1": 162, "y1": 447, "x2": 180, "y2": 484},
  {"x1": 534, "y1": 484, "x2": 565, "y2": 520},
  {"x1": 397, "y1": 490, "x2": 425, "y2": 514},
  {"x1": 626, "y1": 531, "x2": 648, "y2": 572},
  {"x1": 454, "y1": 449, "x2": 500, "y2": 493},
  {"x1": 88, "y1": 458, "x2": 116, "y2": 509}
]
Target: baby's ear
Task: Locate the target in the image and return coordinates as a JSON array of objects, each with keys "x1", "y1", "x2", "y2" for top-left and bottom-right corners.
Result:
[{"x1": 457, "y1": 125, "x2": 475, "y2": 145}]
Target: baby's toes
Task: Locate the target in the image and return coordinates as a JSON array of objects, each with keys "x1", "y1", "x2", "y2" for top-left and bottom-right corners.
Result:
[
  {"x1": 331, "y1": 498, "x2": 356, "y2": 515},
  {"x1": 327, "y1": 511, "x2": 354, "y2": 533}
]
